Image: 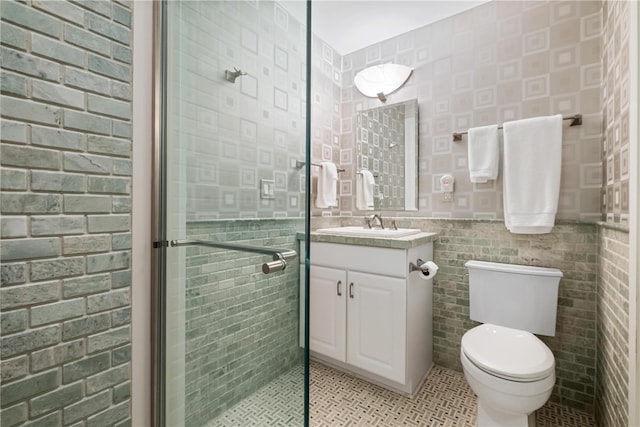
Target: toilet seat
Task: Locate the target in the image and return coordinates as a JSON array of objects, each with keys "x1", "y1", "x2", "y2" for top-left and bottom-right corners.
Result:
[{"x1": 462, "y1": 324, "x2": 555, "y2": 382}]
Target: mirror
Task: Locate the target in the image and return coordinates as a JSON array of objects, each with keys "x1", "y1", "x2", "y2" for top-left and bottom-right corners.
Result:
[{"x1": 355, "y1": 99, "x2": 418, "y2": 211}]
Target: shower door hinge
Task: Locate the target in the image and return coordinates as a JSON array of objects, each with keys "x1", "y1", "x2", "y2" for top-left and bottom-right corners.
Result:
[{"x1": 153, "y1": 240, "x2": 169, "y2": 248}]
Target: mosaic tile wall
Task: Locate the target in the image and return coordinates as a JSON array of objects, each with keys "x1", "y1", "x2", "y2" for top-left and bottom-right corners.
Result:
[
  {"x1": 596, "y1": 224, "x2": 630, "y2": 427},
  {"x1": 310, "y1": 1, "x2": 604, "y2": 220},
  {"x1": 338, "y1": 216, "x2": 598, "y2": 411},
  {"x1": 183, "y1": 218, "x2": 304, "y2": 426},
  {"x1": 170, "y1": 1, "x2": 314, "y2": 220},
  {"x1": 1, "y1": 1, "x2": 132, "y2": 425},
  {"x1": 601, "y1": 0, "x2": 631, "y2": 224}
]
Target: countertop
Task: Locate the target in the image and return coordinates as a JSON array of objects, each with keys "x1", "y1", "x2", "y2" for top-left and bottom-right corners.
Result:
[{"x1": 296, "y1": 230, "x2": 437, "y2": 249}]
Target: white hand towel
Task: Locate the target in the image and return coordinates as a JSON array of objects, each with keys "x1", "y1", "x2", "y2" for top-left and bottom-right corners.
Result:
[
  {"x1": 315, "y1": 162, "x2": 338, "y2": 208},
  {"x1": 502, "y1": 115, "x2": 563, "y2": 234},
  {"x1": 468, "y1": 124, "x2": 499, "y2": 183},
  {"x1": 356, "y1": 170, "x2": 375, "y2": 210}
]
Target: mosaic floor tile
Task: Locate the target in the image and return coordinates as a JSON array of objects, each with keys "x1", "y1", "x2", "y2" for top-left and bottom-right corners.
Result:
[
  {"x1": 207, "y1": 364, "x2": 305, "y2": 427},
  {"x1": 310, "y1": 362, "x2": 475, "y2": 427},
  {"x1": 207, "y1": 361, "x2": 597, "y2": 427}
]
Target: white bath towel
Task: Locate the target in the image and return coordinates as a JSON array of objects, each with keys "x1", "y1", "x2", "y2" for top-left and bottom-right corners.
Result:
[
  {"x1": 356, "y1": 170, "x2": 375, "y2": 210},
  {"x1": 468, "y1": 124, "x2": 499, "y2": 183},
  {"x1": 315, "y1": 162, "x2": 338, "y2": 208},
  {"x1": 502, "y1": 115, "x2": 563, "y2": 234}
]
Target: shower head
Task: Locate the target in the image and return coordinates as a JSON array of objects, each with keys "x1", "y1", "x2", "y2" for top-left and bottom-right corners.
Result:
[{"x1": 225, "y1": 67, "x2": 247, "y2": 83}]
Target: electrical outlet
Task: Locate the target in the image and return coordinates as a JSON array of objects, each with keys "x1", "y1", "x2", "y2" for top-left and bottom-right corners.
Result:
[{"x1": 440, "y1": 174, "x2": 454, "y2": 202}]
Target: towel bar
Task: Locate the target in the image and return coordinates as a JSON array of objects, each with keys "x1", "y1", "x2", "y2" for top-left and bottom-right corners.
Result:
[
  {"x1": 295, "y1": 160, "x2": 345, "y2": 173},
  {"x1": 357, "y1": 170, "x2": 379, "y2": 178},
  {"x1": 452, "y1": 114, "x2": 582, "y2": 142},
  {"x1": 169, "y1": 239, "x2": 296, "y2": 275}
]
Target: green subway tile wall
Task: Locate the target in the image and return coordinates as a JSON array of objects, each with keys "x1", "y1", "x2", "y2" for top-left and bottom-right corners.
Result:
[
  {"x1": 596, "y1": 224, "x2": 630, "y2": 427},
  {"x1": 339, "y1": 217, "x2": 599, "y2": 411},
  {"x1": 183, "y1": 218, "x2": 304, "y2": 426},
  {"x1": 1, "y1": 1, "x2": 133, "y2": 425}
]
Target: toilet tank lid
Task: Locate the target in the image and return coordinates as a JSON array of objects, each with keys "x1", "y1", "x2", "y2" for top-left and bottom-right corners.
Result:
[{"x1": 465, "y1": 260, "x2": 563, "y2": 278}]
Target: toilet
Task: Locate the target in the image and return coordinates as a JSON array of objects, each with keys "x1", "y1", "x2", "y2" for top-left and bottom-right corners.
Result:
[{"x1": 461, "y1": 260, "x2": 563, "y2": 427}]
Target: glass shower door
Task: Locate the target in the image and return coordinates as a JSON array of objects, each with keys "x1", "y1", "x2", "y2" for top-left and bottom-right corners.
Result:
[{"x1": 154, "y1": 1, "x2": 310, "y2": 425}]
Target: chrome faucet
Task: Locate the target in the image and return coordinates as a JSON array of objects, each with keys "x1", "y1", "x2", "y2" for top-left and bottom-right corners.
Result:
[{"x1": 367, "y1": 214, "x2": 385, "y2": 229}]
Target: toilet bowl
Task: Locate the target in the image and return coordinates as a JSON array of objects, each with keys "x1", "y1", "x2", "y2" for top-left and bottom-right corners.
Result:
[
  {"x1": 461, "y1": 323, "x2": 555, "y2": 427},
  {"x1": 462, "y1": 260, "x2": 563, "y2": 427}
]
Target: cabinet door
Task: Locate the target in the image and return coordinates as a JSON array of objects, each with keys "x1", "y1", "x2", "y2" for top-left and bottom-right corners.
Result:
[
  {"x1": 347, "y1": 271, "x2": 406, "y2": 383},
  {"x1": 309, "y1": 265, "x2": 347, "y2": 361}
]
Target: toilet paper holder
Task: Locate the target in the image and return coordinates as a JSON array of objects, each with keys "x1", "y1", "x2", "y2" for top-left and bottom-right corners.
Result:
[
  {"x1": 409, "y1": 258, "x2": 427, "y2": 273},
  {"x1": 409, "y1": 258, "x2": 439, "y2": 279}
]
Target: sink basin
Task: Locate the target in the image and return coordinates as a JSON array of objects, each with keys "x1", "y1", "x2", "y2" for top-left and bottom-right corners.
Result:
[{"x1": 315, "y1": 226, "x2": 422, "y2": 238}]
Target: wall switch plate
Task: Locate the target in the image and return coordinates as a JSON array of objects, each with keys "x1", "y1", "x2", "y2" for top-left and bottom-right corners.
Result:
[
  {"x1": 443, "y1": 192, "x2": 453, "y2": 202},
  {"x1": 260, "y1": 179, "x2": 275, "y2": 199}
]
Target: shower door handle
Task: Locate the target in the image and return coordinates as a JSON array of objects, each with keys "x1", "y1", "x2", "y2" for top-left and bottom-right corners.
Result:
[{"x1": 168, "y1": 239, "x2": 297, "y2": 274}]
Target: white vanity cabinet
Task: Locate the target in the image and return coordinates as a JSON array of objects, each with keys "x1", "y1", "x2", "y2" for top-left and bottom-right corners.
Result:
[
  {"x1": 310, "y1": 266, "x2": 407, "y2": 383},
  {"x1": 345, "y1": 270, "x2": 407, "y2": 383},
  {"x1": 308, "y1": 265, "x2": 346, "y2": 361},
  {"x1": 307, "y1": 239, "x2": 434, "y2": 395}
]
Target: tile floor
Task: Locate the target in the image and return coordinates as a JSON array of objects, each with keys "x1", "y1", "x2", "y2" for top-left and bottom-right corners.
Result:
[
  {"x1": 208, "y1": 365, "x2": 304, "y2": 427},
  {"x1": 209, "y1": 361, "x2": 598, "y2": 426},
  {"x1": 310, "y1": 361, "x2": 596, "y2": 427}
]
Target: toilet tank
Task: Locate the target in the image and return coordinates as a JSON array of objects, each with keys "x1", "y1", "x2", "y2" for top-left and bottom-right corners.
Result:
[{"x1": 465, "y1": 260, "x2": 563, "y2": 336}]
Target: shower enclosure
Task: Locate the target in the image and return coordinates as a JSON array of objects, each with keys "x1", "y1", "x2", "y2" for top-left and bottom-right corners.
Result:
[{"x1": 152, "y1": 1, "x2": 311, "y2": 425}]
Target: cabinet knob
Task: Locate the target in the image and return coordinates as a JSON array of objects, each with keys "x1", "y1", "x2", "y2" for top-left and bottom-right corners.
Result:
[
  {"x1": 349, "y1": 282, "x2": 354, "y2": 298},
  {"x1": 337, "y1": 280, "x2": 342, "y2": 296}
]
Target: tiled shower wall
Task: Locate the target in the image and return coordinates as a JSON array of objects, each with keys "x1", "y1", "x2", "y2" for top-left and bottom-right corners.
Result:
[
  {"x1": 183, "y1": 219, "x2": 304, "y2": 426},
  {"x1": 1, "y1": 1, "x2": 132, "y2": 425},
  {"x1": 313, "y1": 1, "x2": 604, "y2": 220},
  {"x1": 167, "y1": 2, "x2": 311, "y2": 424}
]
